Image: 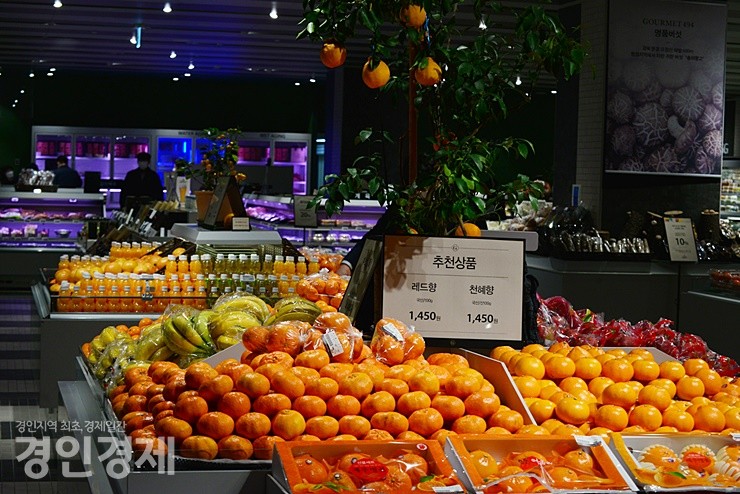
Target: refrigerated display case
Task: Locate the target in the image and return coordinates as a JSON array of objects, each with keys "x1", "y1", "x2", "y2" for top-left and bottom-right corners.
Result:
[{"x1": 34, "y1": 132, "x2": 72, "y2": 170}]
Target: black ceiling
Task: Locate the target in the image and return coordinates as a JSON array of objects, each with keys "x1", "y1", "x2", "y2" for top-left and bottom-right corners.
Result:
[{"x1": 0, "y1": 1, "x2": 739, "y2": 92}]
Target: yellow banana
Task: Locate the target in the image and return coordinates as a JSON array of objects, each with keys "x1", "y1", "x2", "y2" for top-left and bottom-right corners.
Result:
[
  {"x1": 172, "y1": 313, "x2": 208, "y2": 350},
  {"x1": 215, "y1": 335, "x2": 240, "y2": 351},
  {"x1": 163, "y1": 319, "x2": 201, "y2": 355}
]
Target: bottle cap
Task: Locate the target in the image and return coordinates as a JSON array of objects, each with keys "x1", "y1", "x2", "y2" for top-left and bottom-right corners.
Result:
[
  {"x1": 190, "y1": 254, "x2": 200, "y2": 261},
  {"x1": 171, "y1": 274, "x2": 179, "y2": 281},
  {"x1": 183, "y1": 274, "x2": 191, "y2": 280},
  {"x1": 286, "y1": 256, "x2": 294, "y2": 262},
  {"x1": 168, "y1": 255, "x2": 176, "y2": 261},
  {"x1": 201, "y1": 253, "x2": 211, "y2": 260},
  {"x1": 275, "y1": 255, "x2": 284, "y2": 262},
  {"x1": 228, "y1": 254, "x2": 237, "y2": 260},
  {"x1": 208, "y1": 273, "x2": 216, "y2": 280},
  {"x1": 239, "y1": 254, "x2": 248, "y2": 261},
  {"x1": 250, "y1": 254, "x2": 259, "y2": 260},
  {"x1": 118, "y1": 273, "x2": 129, "y2": 280},
  {"x1": 81, "y1": 271, "x2": 91, "y2": 280},
  {"x1": 178, "y1": 255, "x2": 187, "y2": 261},
  {"x1": 220, "y1": 274, "x2": 228, "y2": 279},
  {"x1": 216, "y1": 253, "x2": 225, "y2": 260},
  {"x1": 298, "y1": 256, "x2": 305, "y2": 262},
  {"x1": 197, "y1": 274, "x2": 205, "y2": 280},
  {"x1": 264, "y1": 254, "x2": 273, "y2": 261},
  {"x1": 60, "y1": 254, "x2": 69, "y2": 261}
]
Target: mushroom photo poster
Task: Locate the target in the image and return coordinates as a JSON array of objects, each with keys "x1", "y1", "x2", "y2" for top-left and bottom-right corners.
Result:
[{"x1": 605, "y1": 0, "x2": 727, "y2": 177}]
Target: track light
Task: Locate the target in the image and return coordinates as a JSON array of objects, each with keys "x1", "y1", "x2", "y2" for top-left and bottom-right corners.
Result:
[
  {"x1": 20, "y1": 90, "x2": 24, "y2": 94},
  {"x1": 163, "y1": 2, "x2": 172, "y2": 13},
  {"x1": 29, "y1": 72, "x2": 35, "y2": 78},
  {"x1": 131, "y1": 26, "x2": 142, "y2": 48},
  {"x1": 172, "y1": 77, "x2": 179, "y2": 81},
  {"x1": 53, "y1": 0, "x2": 63, "y2": 8},
  {"x1": 269, "y1": 2, "x2": 278, "y2": 19},
  {"x1": 309, "y1": 77, "x2": 316, "y2": 83},
  {"x1": 188, "y1": 61, "x2": 195, "y2": 70},
  {"x1": 515, "y1": 75, "x2": 522, "y2": 86},
  {"x1": 184, "y1": 73, "x2": 191, "y2": 77},
  {"x1": 130, "y1": 34, "x2": 137, "y2": 45},
  {"x1": 170, "y1": 51, "x2": 177, "y2": 59},
  {"x1": 294, "y1": 82, "x2": 300, "y2": 86}
]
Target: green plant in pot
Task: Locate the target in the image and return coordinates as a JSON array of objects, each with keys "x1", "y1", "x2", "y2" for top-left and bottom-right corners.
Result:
[
  {"x1": 175, "y1": 127, "x2": 245, "y2": 192},
  {"x1": 300, "y1": 0, "x2": 586, "y2": 235}
]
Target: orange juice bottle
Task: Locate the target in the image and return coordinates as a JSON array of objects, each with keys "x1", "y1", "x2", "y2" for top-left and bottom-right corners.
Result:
[
  {"x1": 94, "y1": 273, "x2": 107, "y2": 312},
  {"x1": 165, "y1": 255, "x2": 177, "y2": 275},
  {"x1": 70, "y1": 285, "x2": 82, "y2": 312},
  {"x1": 140, "y1": 274, "x2": 154, "y2": 312},
  {"x1": 155, "y1": 275, "x2": 169, "y2": 312},
  {"x1": 189, "y1": 254, "x2": 202, "y2": 275},
  {"x1": 278, "y1": 274, "x2": 289, "y2": 296},
  {"x1": 296, "y1": 256, "x2": 307, "y2": 276},
  {"x1": 108, "y1": 285, "x2": 121, "y2": 312},
  {"x1": 169, "y1": 274, "x2": 181, "y2": 302},
  {"x1": 120, "y1": 285, "x2": 133, "y2": 312},
  {"x1": 104, "y1": 272, "x2": 116, "y2": 298},
  {"x1": 110, "y1": 241, "x2": 121, "y2": 260},
  {"x1": 273, "y1": 255, "x2": 285, "y2": 276},
  {"x1": 195, "y1": 276, "x2": 207, "y2": 309},
  {"x1": 284, "y1": 256, "x2": 296, "y2": 276},
  {"x1": 58, "y1": 254, "x2": 70, "y2": 270},
  {"x1": 177, "y1": 255, "x2": 189, "y2": 274},
  {"x1": 57, "y1": 281, "x2": 71, "y2": 312},
  {"x1": 289, "y1": 275, "x2": 300, "y2": 295},
  {"x1": 81, "y1": 272, "x2": 95, "y2": 312},
  {"x1": 130, "y1": 274, "x2": 144, "y2": 312},
  {"x1": 307, "y1": 256, "x2": 320, "y2": 275}
]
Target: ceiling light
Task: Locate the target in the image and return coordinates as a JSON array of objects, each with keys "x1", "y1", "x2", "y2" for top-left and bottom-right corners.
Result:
[
  {"x1": 170, "y1": 51, "x2": 177, "y2": 59},
  {"x1": 20, "y1": 90, "x2": 24, "y2": 94},
  {"x1": 163, "y1": 2, "x2": 172, "y2": 13},
  {"x1": 49, "y1": 67, "x2": 56, "y2": 72},
  {"x1": 29, "y1": 72, "x2": 35, "y2": 78},
  {"x1": 515, "y1": 75, "x2": 522, "y2": 86},
  {"x1": 184, "y1": 72, "x2": 191, "y2": 77},
  {"x1": 479, "y1": 19, "x2": 487, "y2": 29},
  {"x1": 294, "y1": 82, "x2": 300, "y2": 86},
  {"x1": 172, "y1": 77, "x2": 179, "y2": 81},
  {"x1": 130, "y1": 34, "x2": 137, "y2": 44},
  {"x1": 53, "y1": 0, "x2": 63, "y2": 8},
  {"x1": 14, "y1": 100, "x2": 18, "y2": 104},
  {"x1": 188, "y1": 61, "x2": 194, "y2": 70},
  {"x1": 47, "y1": 72, "x2": 54, "y2": 77},
  {"x1": 269, "y1": 2, "x2": 278, "y2": 19},
  {"x1": 551, "y1": 89, "x2": 557, "y2": 94},
  {"x1": 309, "y1": 77, "x2": 316, "y2": 83}
]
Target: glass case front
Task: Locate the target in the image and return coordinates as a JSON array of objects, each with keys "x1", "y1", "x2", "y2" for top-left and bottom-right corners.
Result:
[
  {"x1": 75, "y1": 135, "x2": 111, "y2": 179},
  {"x1": 113, "y1": 135, "x2": 150, "y2": 180},
  {"x1": 157, "y1": 137, "x2": 192, "y2": 183},
  {"x1": 35, "y1": 134, "x2": 72, "y2": 170},
  {"x1": 237, "y1": 139, "x2": 271, "y2": 165},
  {"x1": 275, "y1": 140, "x2": 308, "y2": 194}
]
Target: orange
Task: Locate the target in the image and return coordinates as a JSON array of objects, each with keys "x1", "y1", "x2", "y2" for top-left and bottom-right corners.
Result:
[
  {"x1": 361, "y1": 391, "x2": 396, "y2": 417},
  {"x1": 252, "y1": 393, "x2": 292, "y2": 417},
  {"x1": 154, "y1": 416, "x2": 192, "y2": 445},
  {"x1": 496, "y1": 466, "x2": 533, "y2": 492},
  {"x1": 595, "y1": 353, "x2": 617, "y2": 365},
  {"x1": 184, "y1": 363, "x2": 218, "y2": 389},
  {"x1": 294, "y1": 349, "x2": 331, "y2": 370},
  {"x1": 548, "y1": 466, "x2": 579, "y2": 485},
  {"x1": 601, "y1": 358, "x2": 634, "y2": 382},
  {"x1": 490, "y1": 346, "x2": 515, "y2": 360},
  {"x1": 304, "y1": 377, "x2": 339, "y2": 401},
  {"x1": 217, "y1": 435, "x2": 253, "y2": 460},
  {"x1": 513, "y1": 376, "x2": 541, "y2": 398},
  {"x1": 292, "y1": 395, "x2": 328, "y2": 419},
  {"x1": 517, "y1": 424, "x2": 550, "y2": 435},
  {"x1": 386, "y1": 364, "x2": 420, "y2": 382},
  {"x1": 196, "y1": 411, "x2": 235, "y2": 440},
  {"x1": 683, "y1": 358, "x2": 709, "y2": 376},
  {"x1": 529, "y1": 399, "x2": 556, "y2": 423},
  {"x1": 304, "y1": 416, "x2": 339, "y2": 439},
  {"x1": 587, "y1": 376, "x2": 614, "y2": 400},
  {"x1": 319, "y1": 362, "x2": 354, "y2": 382},
  {"x1": 396, "y1": 430, "x2": 426, "y2": 441},
  {"x1": 464, "y1": 391, "x2": 501, "y2": 419},
  {"x1": 587, "y1": 426, "x2": 612, "y2": 437},
  {"x1": 426, "y1": 365, "x2": 452, "y2": 387},
  {"x1": 375, "y1": 378, "x2": 409, "y2": 400},
  {"x1": 180, "y1": 435, "x2": 218, "y2": 460},
  {"x1": 221, "y1": 364, "x2": 253, "y2": 384},
  {"x1": 291, "y1": 366, "x2": 321, "y2": 386},
  {"x1": 574, "y1": 357, "x2": 602, "y2": 380},
  {"x1": 594, "y1": 404, "x2": 628, "y2": 431},
  {"x1": 453, "y1": 222, "x2": 481, "y2": 237},
  {"x1": 659, "y1": 361, "x2": 686, "y2": 382},
  {"x1": 632, "y1": 360, "x2": 660, "y2": 382},
  {"x1": 692, "y1": 405, "x2": 725, "y2": 432},
  {"x1": 431, "y1": 394, "x2": 466, "y2": 422},
  {"x1": 539, "y1": 384, "x2": 561, "y2": 401},
  {"x1": 338, "y1": 372, "x2": 374, "y2": 401},
  {"x1": 355, "y1": 362, "x2": 385, "y2": 387},
  {"x1": 468, "y1": 450, "x2": 499, "y2": 478},
  {"x1": 451, "y1": 415, "x2": 487, "y2": 434},
  {"x1": 559, "y1": 377, "x2": 588, "y2": 394},
  {"x1": 217, "y1": 391, "x2": 251, "y2": 420},
  {"x1": 601, "y1": 382, "x2": 638, "y2": 409},
  {"x1": 445, "y1": 374, "x2": 482, "y2": 399},
  {"x1": 676, "y1": 376, "x2": 705, "y2": 401},
  {"x1": 563, "y1": 450, "x2": 594, "y2": 472},
  {"x1": 363, "y1": 429, "x2": 394, "y2": 441},
  {"x1": 637, "y1": 385, "x2": 672, "y2": 411},
  {"x1": 173, "y1": 396, "x2": 209, "y2": 424},
  {"x1": 695, "y1": 368, "x2": 723, "y2": 396},
  {"x1": 400, "y1": 4, "x2": 426, "y2": 28},
  {"x1": 236, "y1": 371, "x2": 272, "y2": 399},
  {"x1": 408, "y1": 371, "x2": 440, "y2": 395},
  {"x1": 724, "y1": 407, "x2": 740, "y2": 429},
  {"x1": 555, "y1": 397, "x2": 591, "y2": 425},
  {"x1": 662, "y1": 408, "x2": 694, "y2": 432},
  {"x1": 362, "y1": 59, "x2": 390, "y2": 89},
  {"x1": 408, "y1": 407, "x2": 444, "y2": 437},
  {"x1": 397, "y1": 391, "x2": 432, "y2": 416},
  {"x1": 544, "y1": 356, "x2": 576, "y2": 379},
  {"x1": 628, "y1": 404, "x2": 662, "y2": 431},
  {"x1": 338, "y1": 415, "x2": 372, "y2": 438},
  {"x1": 294, "y1": 453, "x2": 329, "y2": 484},
  {"x1": 487, "y1": 409, "x2": 524, "y2": 433},
  {"x1": 649, "y1": 378, "x2": 677, "y2": 398},
  {"x1": 326, "y1": 395, "x2": 362, "y2": 418},
  {"x1": 370, "y1": 411, "x2": 409, "y2": 436},
  {"x1": 272, "y1": 410, "x2": 306, "y2": 440},
  {"x1": 252, "y1": 436, "x2": 284, "y2": 460},
  {"x1": 198, "y1": 375, "x2": 234, "y2": 403}
]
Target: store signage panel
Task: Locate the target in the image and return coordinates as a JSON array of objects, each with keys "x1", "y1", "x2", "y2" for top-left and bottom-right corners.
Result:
[
  {"x1": 293, "y1": 195, "x2": 318, "y2": 228},
  {"x1": 382, "y1": 235, "x2": 524, "y2": 341},
  {"x1": 604, "y1": 0, "x2": 727, "y2": 177},
  {"x1": 664, "y1": 217, "x2": 698, "y2": 262}
]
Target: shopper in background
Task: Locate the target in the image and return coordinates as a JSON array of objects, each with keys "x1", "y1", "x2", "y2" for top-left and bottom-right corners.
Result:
[
  {"x1": 120, "y1": 152, "x2": 164, "y2": 208},
  {"x1": 52, "y1": 155, "x2": 82, "y2": 188}
]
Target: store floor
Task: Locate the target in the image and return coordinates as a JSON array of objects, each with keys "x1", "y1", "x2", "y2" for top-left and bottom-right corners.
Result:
[{"x1": 0, "y1": 291, "x2": 91, "y2": 493}]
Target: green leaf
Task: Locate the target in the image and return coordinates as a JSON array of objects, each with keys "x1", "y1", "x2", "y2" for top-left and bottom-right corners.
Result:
[
  {"x1": 338, "y1": 182, "x2": 351, "y2": 199},
  {"x1": 667, "y1": 471, "x2": 686, "y2": 480},
  {"x1": 455, "y1": 177, "x2": 467, "y2": 193},
  {"x1": 358, "y1": 129, "x2": 373, "y2": 143},
  {"x1": 470, "y1": 154, "x2": 485, "y2": 171},
  {"x1": 419, "y1": 475, "x2": 435, "y2": 483},
  {"x1": 368, "y1": 177, "x2": 380, "y2": 195},
  {"x1": 472, "y1": 196, "x2": 486, "y2": 212},
  {"x1": 517, "y1": 142, "x2": 529, "y2": 159}
]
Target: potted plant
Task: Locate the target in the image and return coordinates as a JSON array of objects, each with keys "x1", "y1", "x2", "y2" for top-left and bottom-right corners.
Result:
[
  {"x1": 175, "y1": 127, "x2": 246, "y2": 220},
  {"x1": 300, "y1": 1, "x2": 586, "y2": 235}
]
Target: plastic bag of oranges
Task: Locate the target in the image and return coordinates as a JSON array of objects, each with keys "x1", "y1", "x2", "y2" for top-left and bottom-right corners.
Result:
[
  {"x1": 370, "y1": 317, "x2": 425, "y2": 366},
  {"x1": 303, "y1": 312, "x2": 364, "y2": 363}
]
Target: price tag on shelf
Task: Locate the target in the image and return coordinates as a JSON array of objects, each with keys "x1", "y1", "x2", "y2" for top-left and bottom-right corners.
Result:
[
  {"x1": 382, "y1": 235, "x2": 524, "y2": 341},
  {"x1": 293, "y1": 195, "x2": 318, "y2": 228},
  {"x1": 664, "y1": 217, "x2": 698, "y2": 262},
  {"x1": 232, "y1": 217, "x2": 250, "y2": 231}
]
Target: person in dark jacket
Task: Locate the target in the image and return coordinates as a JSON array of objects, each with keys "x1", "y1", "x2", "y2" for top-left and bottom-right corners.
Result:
[
  {"x1": 52, "y1": 156, "x2": 82, "y2": 188},
  {"x1": 120, "y1": 152, "x2": 163, "y2": 207}
]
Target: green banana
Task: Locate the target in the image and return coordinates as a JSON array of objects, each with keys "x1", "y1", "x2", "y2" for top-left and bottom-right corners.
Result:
[
  {"x1": 214, "y1": 295, "x2": 270, "y2": 322},
  {"x1": 100, "y1": 326, "x2": 119, "y2": 345},
  {"x1": 172, "y1": 313, "x2": 209, "y2": 351},
  {"x1": 194, "y1": 311, "x2": 215, "y2": 347},
  {"x1": 91, "y1": 335, "x2": 106, "y2": 354},
  {"x1": 270, "y1": 311, "x2": 318, "y2": 324},
  {"x1": 163, "y1": 318, "x2": 202, "y2": 355},
  {"x1": 210, "y1": 311, "x2": 261, "y2": 340},
  {"x1": 149, "y1": 346, "x2": 175, "y2": 361},
  {"x1": 215, "y1": 335, "x2": 240, "y2": 351}
]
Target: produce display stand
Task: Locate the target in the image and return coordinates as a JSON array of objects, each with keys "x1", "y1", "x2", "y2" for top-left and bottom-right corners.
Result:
[{"x1": 679, "y1": 289, "x2": 740, "y2": 362}]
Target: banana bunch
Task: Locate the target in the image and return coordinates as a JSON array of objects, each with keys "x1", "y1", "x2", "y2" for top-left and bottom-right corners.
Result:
[
  {"x1": 133, "y1": 322, "x2": 175, "y2": 362},
  {"x1": 86, "y1": 326, "x2": 131, "y2": 367},
  {"x1": 210, "y1": 310, "x2": 262, "y2": 351},
  {"x1": 263, "y1": 296, "x2": 322, "y2": 325},
  {"x1": 162, "y1": 311, "x2": 216, "y2": 357},
  {"x1": 213, "y1": 294, "x2": 271, "y2": 322},
  {"x1": 93, "y1": 338, "x2": 136, "y2": 380}
]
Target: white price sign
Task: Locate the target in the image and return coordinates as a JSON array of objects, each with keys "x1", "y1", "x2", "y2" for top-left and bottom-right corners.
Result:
[
  {"x1": 664, "y1": 218, "x2": 698, "y2": 262},
  {"x1": 293, "y1": 195, "x2": 318, "y2": 228},
  {"x1": 382, "y1": 235, "x2": 524, "y2": 341}
]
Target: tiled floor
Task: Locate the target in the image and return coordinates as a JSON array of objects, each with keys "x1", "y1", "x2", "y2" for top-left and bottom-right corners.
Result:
[{"x1": 0, "y1": 291, "x2": 91, "y2": 493}]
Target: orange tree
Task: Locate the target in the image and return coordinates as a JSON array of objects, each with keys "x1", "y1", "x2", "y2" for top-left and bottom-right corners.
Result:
[{"x1": 301, "y1": 1, "x2": 586, "y2": 235}]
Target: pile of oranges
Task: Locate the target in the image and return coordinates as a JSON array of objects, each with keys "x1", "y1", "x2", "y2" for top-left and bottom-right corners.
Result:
[
  {"x1": 112, "y1": 318, "x2": 536, "y2": 461},
  {"x1": 493, "y1": 342, "x2": 740, "y2": 436},
  {"x1": 295, "y1": 272, "x2": 348, "y2": 312}
]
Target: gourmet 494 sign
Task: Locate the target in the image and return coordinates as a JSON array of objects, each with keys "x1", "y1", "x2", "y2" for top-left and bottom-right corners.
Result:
[{"x1": 382, "y1": 235, "x2": 524, "y2": 341}]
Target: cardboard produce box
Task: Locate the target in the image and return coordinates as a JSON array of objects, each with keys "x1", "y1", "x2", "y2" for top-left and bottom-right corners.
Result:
[
  {"x1": 611, "y1": 433, "x2": 740, "y2": 492},
  {"x1": 445, "y1": 434, "x2": 638, "y2": 493},
  {"x1": 272, "y1": 440, "x2": 464, "y2": 493}
]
